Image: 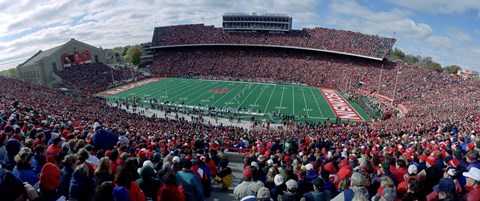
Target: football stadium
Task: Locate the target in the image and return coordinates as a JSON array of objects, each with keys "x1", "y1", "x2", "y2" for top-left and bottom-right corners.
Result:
[{"x1": 1, "y1": 10, "x2": 480, "y2": 201}]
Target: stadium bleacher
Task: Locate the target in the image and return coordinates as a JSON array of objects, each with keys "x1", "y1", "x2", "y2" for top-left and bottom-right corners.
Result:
[
  {"x1": 56, "y1": 63, "x2": 146, "y2": 93},
  {"x1": 152, "y1": 24, "x2": 396, "y2": 59},
  {"x1": 1, "y1": 24, "x2": 480, "y2": 201}
]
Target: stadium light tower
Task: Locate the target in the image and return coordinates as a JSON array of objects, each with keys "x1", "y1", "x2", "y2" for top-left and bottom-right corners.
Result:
[
  {"x1": 392, "y1": 68, "x2": 401, "y2": 104},
  {"x1": 377, "y1": 64, "x2": 383, "y2": 94},
  {"x1": 111, "y1": 67, "x2": 115, "y2": 85}
]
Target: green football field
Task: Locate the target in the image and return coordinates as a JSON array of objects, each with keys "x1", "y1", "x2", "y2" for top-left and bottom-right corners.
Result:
[{"x1": 97, "y1": 78, "x2": 371, "y2": 122}]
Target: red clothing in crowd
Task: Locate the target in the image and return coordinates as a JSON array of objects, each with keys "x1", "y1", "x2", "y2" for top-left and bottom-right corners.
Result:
[
  {"x1": 157, "y1": 184, "x2": 186, "y2": 201},
  {"x1": 393, "y1": 167, "x2": 408, "y2": 183},
  {"x1": 127, "y1": 182, "x2": 146, "y2": 201},
  {"x1": 47, "y1": 144, "x2": 62, "y2": 157},
  {"x1": 397, "y1": 175, "x2": 419, "y2": 197},
  {"x1": 206, "y1": 160, "x2": 217, "y2": 178},
  {"x1": 464, "y1": 186, "x2": 480, "y2": 201},
  {"x1": 110, "y1": 160, "x2": 119, "y2": 176}
]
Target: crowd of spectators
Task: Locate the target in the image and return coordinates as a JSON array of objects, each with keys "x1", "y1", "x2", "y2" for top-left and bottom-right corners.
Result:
[
  {"x1": 151, "y1": 24, "x2": 396, "y2": 59},
  {"x1": 56, "y1": 63, "x2": 145, "y2": 93},
  {"x1": 2, "y1": 33, "x2": 480, "y2": 200},
  {"x1": 151, "y1": 46, "x2": 480, "y2": 122},
  {"x1": 1, "y1": 69, "x2": 480, "y2": 200}
]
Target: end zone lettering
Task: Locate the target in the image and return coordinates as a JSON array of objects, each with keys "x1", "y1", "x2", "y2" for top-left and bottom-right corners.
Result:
[
  {"x1": 99, "y1": 78, "x2": 163, "y2": 96},
  {"x1": 320, "y1": 89, "x2": 363, "y2": 121}
]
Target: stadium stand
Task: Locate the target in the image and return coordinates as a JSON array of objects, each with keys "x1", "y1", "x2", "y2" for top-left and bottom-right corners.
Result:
[
  {"x1": 56, "y1": 63, "x2": 146, "y2": 93},
  {"x1": 152, "y1": 24, "x2": 396, "y2": 59}
]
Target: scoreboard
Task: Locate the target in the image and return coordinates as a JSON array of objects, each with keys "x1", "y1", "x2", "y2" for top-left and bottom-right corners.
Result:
[{"x1": 62, "y1": 50, "x2": 92, "y2": 67}]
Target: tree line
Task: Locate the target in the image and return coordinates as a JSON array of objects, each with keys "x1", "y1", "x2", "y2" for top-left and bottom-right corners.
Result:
[{"x1": 389, "y1": 48, "x2": 478, "y2": 78}]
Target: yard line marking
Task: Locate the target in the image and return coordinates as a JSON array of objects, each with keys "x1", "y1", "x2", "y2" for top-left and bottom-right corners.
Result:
[
  {"x1": 301, "y1": 87, "x2": 309, "y2": 117},
  {"x1": 168, "y1": 80, "x2": 215, "y2": 100},
  {"x1": 135, "y1": 78, "x2": 190, "y2": 100},
  {"x1": 292, "y1": 86, "x2": 295, "y2": 115},
  {"x1": 263, "y1": 85, "x2": 277, "y2": 113},
  {"x1": 310, "y1": 88, "x2": 324, "y2": 118},
  {"x1": 251, "y1": 86, "x2": 269, "y2": 110},
  {"x1": 278, "y1": 86, "x2": 285, "y2": 114},
  {"x1": 185, "y1": 82, "x2": 227, "y2": 104},
  {"x1": 238, "y1": 84, "x2": 259, "y2": 107},
  {"x1": 200, "y1": 79, "x2": 276, "y2": 86}
]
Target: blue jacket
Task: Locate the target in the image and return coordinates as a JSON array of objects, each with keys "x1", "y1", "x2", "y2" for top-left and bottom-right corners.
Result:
[
  {"x1": 13, "y1": 164, "x2": 39, "y2": 185},
  {"x1": 59, "y1": 166, "x2": 74, "y2": 199},
  {"x1": 91, "y1": 129, "x2": 118, "y2": 150},
  {"x1": 70, "y1": 172, "x2": 96, "y2": 201},
  {"x1": 32, "y1": 154, "x2": 46, "y2": 173}
]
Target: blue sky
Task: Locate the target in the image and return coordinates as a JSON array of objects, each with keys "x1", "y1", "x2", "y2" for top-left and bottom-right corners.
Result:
[{"x1": 0, "y1": 0, "x2": 479, "y2": 72}]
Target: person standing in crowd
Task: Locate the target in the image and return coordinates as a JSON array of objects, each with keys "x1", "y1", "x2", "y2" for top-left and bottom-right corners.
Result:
[
  {"x1": 158, "y1": 172, "x2": 186, "y2": 201},
  {"x1": 59, "y1": 154, "x2": 77, "y2": 199},
  {"x1": 270, "y1": 174, "x2": 286, "y2": 201},
  {"x1": 421, "y1": 156, "x2": 442, "y2": 195},
  {"x1": 215, "y1": 160, "x2": 233, "y2": 190},
  {"x1": 331, "y1": 172, "x2": 369, "y2": 201},
  {"x1": 115, "y1": 164, "x2": 146, "y2": 201},
  {"x1": 240, "y1": 181, "x2": 265, "y2": 201},
  {"x1": 257, "y1": 187, "x2": 273, "y2": 201},
  {"x1": 91, "y1": 124, "x2": 118, "y2": 151},
  {"x1": 278, "y1": 179, "x2": 300, "y2": 201},
  {"x1": 465, "y1": 150, "x2": 480, "y2": 171},
  {"x1": 94, "y1": 181, "x2": 115, "y2": 201},
  {"x1": 176, "y1": 159, "x2": 204, "y2": 201},
  {"x1": 13, "y1": 147, "x2": 39, "y2": 185},
  {"x1": 301, "y1": 178, "x2": 332, "y2": 201},
  {"x1": 463, "y1": 167, "x2": 480, "y2": 201},
  {"x1": 136, "y1": 161, "x2": 162, "y2": 201},
  {"x1": 70, "y1": 164, "x2": 96, "y2": 201},
  {"x1": 430, "y1": 178, "x2": 457, "y2": 201},
  {"x1": 35, "y1": 162, "x2": 65, "y2": 201},
  {"x1": 235, "y1": 167, "x2": 255, "y2": 200},
  {"x1": 94, "y1": 157, "x2": 113, "y2": 185}
]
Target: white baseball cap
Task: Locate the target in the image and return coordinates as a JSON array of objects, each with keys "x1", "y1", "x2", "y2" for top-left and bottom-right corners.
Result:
[
  {"x1": 172, "y1": 156, "x2": 180, "y2": 163},
  {"x1": 274, "y1": 174, "x2": 284, "y2": 186},
  {"x1": 463, "y1": 167, "x2": 480, "y2": 181}
]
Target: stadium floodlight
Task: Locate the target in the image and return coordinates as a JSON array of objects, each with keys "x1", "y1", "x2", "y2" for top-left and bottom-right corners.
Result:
[{"x1": 392, "y1": 69, "x2": 402, "y2": 103}]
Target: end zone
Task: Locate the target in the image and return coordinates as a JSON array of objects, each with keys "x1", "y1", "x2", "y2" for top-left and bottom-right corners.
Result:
[
  {"x1": 320, "y1": 89, "x2": 364, "y2": 121},
  {"x1": 98, "y1": 77, "x2": 163, "y2": 97}
]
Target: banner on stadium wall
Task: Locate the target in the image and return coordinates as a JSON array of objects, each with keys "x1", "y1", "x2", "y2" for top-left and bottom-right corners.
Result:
[{"x1": 61, "y1": 49, "x2": 92, "y2": 67}]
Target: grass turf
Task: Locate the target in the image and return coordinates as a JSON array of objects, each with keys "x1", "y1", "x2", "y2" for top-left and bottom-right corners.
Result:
[{"x1": 97, "y1": 78, "x2": 372, "y2": 122}]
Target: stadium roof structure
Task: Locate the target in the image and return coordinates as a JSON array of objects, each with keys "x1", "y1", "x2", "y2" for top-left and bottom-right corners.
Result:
[{"x1": 18, "y1": 38, "x2": 100, "y2": 68}]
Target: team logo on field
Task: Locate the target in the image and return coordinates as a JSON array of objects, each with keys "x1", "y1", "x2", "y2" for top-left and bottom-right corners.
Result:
[{"x1": 210, "y1": 89, "x2": 229, "y2": 93}]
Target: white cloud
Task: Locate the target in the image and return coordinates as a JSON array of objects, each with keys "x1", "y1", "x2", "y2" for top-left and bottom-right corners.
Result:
[
  {"x1": 446, "y1": 27, "x2": 472, "y2": 43},
  {"x1": 386, "y1": 0, "x2": 480, "y2": 14},
  {"x1": 0, "y1": 0, "x2": 479, "y2": 72},
  {"x1": 325, "y1": 0, "x2": 478, "y2": 71},
  {"x1": 0, "y1": 0, "x2": 323, "y2": 70},
  {"x1": 425, "y1": 35, "x2": 453, "y2": 50},
  {"x1": 327, "y1": 0, "x2": 434, "y2": 40}
]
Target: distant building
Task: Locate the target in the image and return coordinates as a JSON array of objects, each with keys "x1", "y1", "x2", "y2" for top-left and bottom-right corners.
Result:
[
  {"x1": 457, "y1": 70, "x2": 475, "y2": 79},
  {"x1": 139, "y1": 42, "x2": 153, "y2": 67},
  {"x1": 223, "y1": 13, "x2": 292, "y2": 33},
  {"x1": 17, "y1": 38, "x2": 105, "y2": 86}
]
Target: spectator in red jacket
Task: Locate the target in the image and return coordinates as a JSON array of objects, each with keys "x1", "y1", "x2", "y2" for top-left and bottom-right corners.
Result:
[{"x1": 158, "y1": 172, "x2": 186, "y2": 201}]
